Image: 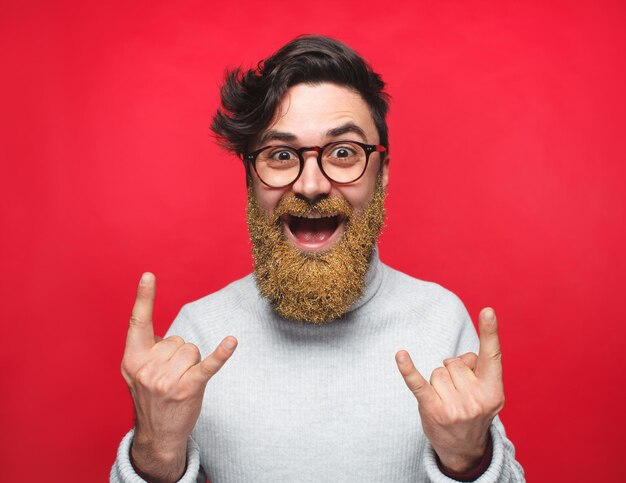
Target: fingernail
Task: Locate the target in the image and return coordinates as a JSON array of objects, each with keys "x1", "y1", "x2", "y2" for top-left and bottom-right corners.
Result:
[
  {"x1": 140, "y1": 273, "x2": 153, "y2": 286},
  {"x1": 483, "y1": 308, "x2": 495, "y2": 322},
  {"x1": 223, "y1": 337, "x2": 236, "y2": 351},
  {"x1": 396, "y1": 353, "x2": 408, "y2": 364}
]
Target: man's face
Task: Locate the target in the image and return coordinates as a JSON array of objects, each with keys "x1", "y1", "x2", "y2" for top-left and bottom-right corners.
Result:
[
  {"x1": 247, "y1": 82, "x2": 390, "y2": 323},
  {"x1": 250, "y1": 82, "x2": 389, "y2": 247}
]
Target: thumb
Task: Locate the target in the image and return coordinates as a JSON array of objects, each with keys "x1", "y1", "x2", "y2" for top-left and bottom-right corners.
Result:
[{"x1": 395, "y1": 350, "x2": 438, "y2": 407}]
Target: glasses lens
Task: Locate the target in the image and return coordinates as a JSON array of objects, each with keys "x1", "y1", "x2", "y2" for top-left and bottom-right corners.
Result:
[
  {"x1": 321, "y1": 141, "x2": 367, "y2": 183},
  {"x1": 255, "y1": 147, "x2": 300, "y2": 187}
]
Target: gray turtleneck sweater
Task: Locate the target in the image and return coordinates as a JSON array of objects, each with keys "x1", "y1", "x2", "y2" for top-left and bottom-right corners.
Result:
[{"x1": 111, "y1": 254, "x2": 525, "y2": 482}]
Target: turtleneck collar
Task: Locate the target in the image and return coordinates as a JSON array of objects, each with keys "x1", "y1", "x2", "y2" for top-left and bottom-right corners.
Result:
[{"x1": 346, "y1": 246, "x2": 384, "y2": 314}]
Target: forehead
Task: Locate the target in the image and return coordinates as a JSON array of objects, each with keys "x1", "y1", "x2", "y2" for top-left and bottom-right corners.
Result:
[{"x1": 265, "y1": 83, "x2": 378, "y2": 144}]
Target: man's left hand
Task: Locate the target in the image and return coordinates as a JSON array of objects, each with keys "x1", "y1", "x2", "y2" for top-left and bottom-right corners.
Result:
[{"x1": 395, "y1": 307, "x2": 505, "y2": 473}]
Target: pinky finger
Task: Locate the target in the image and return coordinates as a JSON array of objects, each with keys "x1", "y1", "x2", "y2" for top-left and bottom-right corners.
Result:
[
  {"x1": 187, "y1": 336, "x2": 238, "y2": 385},
  {"x1": 395, "y1": 350, "x2": 438, "y2": 407}
]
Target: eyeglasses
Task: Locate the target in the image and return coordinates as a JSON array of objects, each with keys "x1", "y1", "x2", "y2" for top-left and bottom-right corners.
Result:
[{"x1": 243, "y1": 140, "x2": 387, "y2": 188}]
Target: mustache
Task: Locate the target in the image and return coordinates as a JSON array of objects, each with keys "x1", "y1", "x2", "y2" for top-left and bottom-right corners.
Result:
[{"x1": 271, "y1": 194, "x2": 353, "y2": 221}]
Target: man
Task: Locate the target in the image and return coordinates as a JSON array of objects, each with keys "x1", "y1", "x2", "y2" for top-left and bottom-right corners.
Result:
[{"x1": 111, "y1": 36, "x2": 524, "y2": 482}]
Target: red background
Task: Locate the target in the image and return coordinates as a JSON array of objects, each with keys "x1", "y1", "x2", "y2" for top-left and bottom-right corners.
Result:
[{"x1": 1, "y1": 1, "x2": 625, "y2": 481}]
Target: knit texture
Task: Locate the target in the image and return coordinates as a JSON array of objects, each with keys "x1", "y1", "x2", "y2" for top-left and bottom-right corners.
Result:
[{"x1": 111, "y1": 253, "x2": 525, "y2": 482}]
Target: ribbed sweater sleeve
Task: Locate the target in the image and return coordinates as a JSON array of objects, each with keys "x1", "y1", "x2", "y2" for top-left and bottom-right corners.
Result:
[
  {"x1": 424, "y1": 417, "x2": 525, "y2": 482},
  {"x1": 109, "y1": 429, "x2": 203, "y2": 483}
]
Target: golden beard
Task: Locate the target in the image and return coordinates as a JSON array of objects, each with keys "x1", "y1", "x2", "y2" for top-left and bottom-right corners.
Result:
[{"x1": 246, "y1": 176, "x2": 386, "y2": 324}]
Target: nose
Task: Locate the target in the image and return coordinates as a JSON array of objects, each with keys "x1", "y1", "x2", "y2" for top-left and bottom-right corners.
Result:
[{"x1": 291, "y1": 151, "x2": 332, "y2": 202}]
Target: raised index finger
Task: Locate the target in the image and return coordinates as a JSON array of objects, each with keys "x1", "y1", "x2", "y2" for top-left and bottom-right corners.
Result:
[
  {"x1": 125, "y1": 272, "x2": 156, "y2": 354},
  {"x1": 477, "y1": 307, "x2": 503, "y2": 381}
]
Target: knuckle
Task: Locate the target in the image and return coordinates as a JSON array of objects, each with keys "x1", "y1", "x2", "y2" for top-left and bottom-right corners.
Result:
[
  {"x1": 173, "y1": 385, "x2": 193, "y2": 402},
  {"x1": 172, "y1": 384, "x2": 188, "y2": 400},
  {"x1": 129, "y1": 315, "x2": 150, "y2": 329},
  {"x1": 432, "y1": 409, "x2": 452, "y2": 426},
  {"x1": 482, "y1": 391, "x2": 505, "y2": 413},
  {"x1": 462, "y1": 352, "x2": 478, "y2": 362},
  {"x1": 199, "y1": 362, "x2": 217, "y2": 380},
  {"x1": 120, "y1": 360, "x2": 134, "y2": 384},
  {"x1": 171, "y1": 392, "x2": 187, "y2": 402},
  {"x1": 409, "y1": 381, "x2": 423, "y2": 396},
  {"x1": 430, "y1": 367, "x2": 448, "y2": 383},
  {"x1": 447, "y1": 406, "x2": 466, "y2": 425},
  {"x1": 164, "y1": 335, "x2": 185, "y2": 346},
  {"x1": 176, "y1": 379, "x2": 201, "y2": 401},
  {"x1": 180, "y1": 342, "x2": 201, "y2": 358},
  {"x1": 135, "y1": 367, "x2": 152, "y2": 387},
  {"x1": 490, "y1": 349, "x2": 503, "y2": 363},
  {"x1": 466, "y1": 399, "x2": 483, "y2": 418},
  {"x1": 154, "y1": 377, "x2": 172, "y2": 396}
]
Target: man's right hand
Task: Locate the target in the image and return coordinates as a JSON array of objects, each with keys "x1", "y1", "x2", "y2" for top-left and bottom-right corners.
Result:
[{"x1": 121, "y1": 272, "x2": 238, "y2": 483}]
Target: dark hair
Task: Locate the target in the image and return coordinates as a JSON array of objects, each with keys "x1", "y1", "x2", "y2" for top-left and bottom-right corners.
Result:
[{"x1": 211, "y1": 35, "x2": 390, "y2": 158}]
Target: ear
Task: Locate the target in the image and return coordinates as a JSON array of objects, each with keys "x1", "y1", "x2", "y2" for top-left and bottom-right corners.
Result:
[{"x1": 381, "y1": 156, "x2": 390, "y2": 189}]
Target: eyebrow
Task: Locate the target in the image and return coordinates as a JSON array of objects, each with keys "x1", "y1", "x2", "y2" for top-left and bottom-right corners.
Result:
[
  {"x1": 325, "y1": 122, "x2": 367, "y2": 141},
  {"x1": 256, "y1": 130, "x2": 298, "y2": 147},
  {"x1": 256, "y1": 122, "x2": 368, "y2": 148}
]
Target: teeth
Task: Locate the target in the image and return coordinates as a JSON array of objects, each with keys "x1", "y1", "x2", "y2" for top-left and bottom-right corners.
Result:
[{"x1": 298, "y1": 213, "x2": 337, "y2": 219}]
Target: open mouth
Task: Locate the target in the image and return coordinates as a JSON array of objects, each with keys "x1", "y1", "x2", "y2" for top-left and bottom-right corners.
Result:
[{"x1": 281, "y1": 213, "x2": 346, "y2": 251}]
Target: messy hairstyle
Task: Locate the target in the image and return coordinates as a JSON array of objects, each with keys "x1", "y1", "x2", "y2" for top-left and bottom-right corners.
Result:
[{"x1": 211, "y1": 35, "x2": 390, "y2": 158}]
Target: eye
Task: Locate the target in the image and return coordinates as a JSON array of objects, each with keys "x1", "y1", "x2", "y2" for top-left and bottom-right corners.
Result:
[
  {"x1": 270, "y1": 150, "x2": 297, "y2": 161},
  {"x1": 260, "y1": 147, "x2": 299, "y2": 169},
  {"x1": 329, "y1": 146, "x2": 357, "y2": 158}
]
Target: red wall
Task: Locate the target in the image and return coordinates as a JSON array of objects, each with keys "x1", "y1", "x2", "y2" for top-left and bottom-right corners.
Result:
[{"x1": 1, "y1": 1, "x2": 624, "y2": 480}]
